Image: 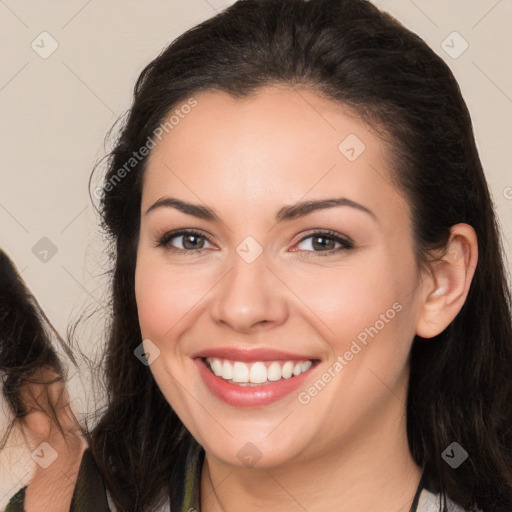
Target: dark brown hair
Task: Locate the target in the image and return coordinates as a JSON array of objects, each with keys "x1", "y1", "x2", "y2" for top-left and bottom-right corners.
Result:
[{"x1": 0, "y1": 250, "x2": 79, "y2": 446}]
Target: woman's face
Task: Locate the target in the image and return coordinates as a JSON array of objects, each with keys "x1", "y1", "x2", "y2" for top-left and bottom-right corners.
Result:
[{"x1": 135, "y1": 86, "x2": 425, "y2": 468}]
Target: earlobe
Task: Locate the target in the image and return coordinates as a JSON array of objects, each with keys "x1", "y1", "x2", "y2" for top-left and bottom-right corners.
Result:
[{"x1": 415, "y1": 223, "x2": 478, "y2": 339}]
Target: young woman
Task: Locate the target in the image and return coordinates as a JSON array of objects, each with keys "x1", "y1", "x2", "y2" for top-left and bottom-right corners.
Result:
[{"x1": 3, "y1": 0, "x2": 512, "y2": 510}]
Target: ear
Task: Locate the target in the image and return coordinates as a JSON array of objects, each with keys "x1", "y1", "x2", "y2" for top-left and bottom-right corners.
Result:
[{"x1": 415, "y1": 223, "x2": 478, "y2": 338}]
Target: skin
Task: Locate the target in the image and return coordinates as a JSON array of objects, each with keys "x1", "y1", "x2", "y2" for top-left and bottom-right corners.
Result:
[
  {"x1": 21, "y1": 368, "x2": 86, "y2": 512},
  {"x1": 135, "y1": 85, "x2": 478, "y2": 512}
]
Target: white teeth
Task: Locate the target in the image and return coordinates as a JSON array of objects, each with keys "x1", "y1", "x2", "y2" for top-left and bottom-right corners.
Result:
[
  {"x1": 249, "y1": 362, "x2": 267, "y2": 383},
  {"x1": 281, "y1": 361, "x2": 294, "y2": 379},
  {"x1": 222, "y1": 360, "x2": 233, "y2": 380},
  {"x1": 267, "y1": 361, "x2": 282, "y2": 381},
  {"x1": 232, "y1": 361, "x2": 249, "y2": 383},
  {"x1": 211, "y1": 358, "x2": 223, "y2": 376},
  {"x1": 301, "y1": 360, "x2": 312, "y2": 372},
  {"x1": 205, "y1": 357, "x2": 314, "y2": 384}
]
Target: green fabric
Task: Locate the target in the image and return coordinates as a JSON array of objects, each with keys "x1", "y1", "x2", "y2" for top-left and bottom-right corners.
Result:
[
  {"x1": 180, "y1": 441, "x2": 204, "y2": 512},
  {"x1": 3, "y1": 485, "x2": 25, "y2": 512}
]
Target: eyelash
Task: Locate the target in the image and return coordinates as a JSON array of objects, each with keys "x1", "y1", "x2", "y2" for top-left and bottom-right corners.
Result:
[{"x1": 155, "y1": 229, "x2": 354, "y2": 257}]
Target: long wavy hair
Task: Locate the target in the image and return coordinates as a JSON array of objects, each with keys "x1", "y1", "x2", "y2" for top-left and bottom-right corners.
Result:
[
  {"x1": 0, "y1": 250, "x2": 79, "y2": 446},
  {"x1": 2, "y1": 0, "x2": 511, "y2": 510}
]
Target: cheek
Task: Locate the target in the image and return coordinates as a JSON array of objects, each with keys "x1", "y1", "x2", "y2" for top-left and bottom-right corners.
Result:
[
  {"x1": 135, "y1": 260, "x2": 170, "y2": 340},
  {"x1": 288, "y1": 254, "x2": 410, "y2": 334},
  {"x1": 134, "y1": 251, "x2": 212, "y2": 342},
  {"x1": 294, "y1": 253, "x2": 417, "y2": 370},
  {"x1": 332, "y1": 261, "x2": 417, "y2": 375}
]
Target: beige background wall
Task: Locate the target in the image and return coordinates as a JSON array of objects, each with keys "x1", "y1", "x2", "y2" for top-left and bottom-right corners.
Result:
[{"x1": 1, "y1": 0, "x2": 511, "y2": 506}]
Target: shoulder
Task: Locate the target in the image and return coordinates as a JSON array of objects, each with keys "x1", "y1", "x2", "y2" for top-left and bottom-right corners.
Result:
[{"x1": 3, "y1": 447, "x2": 111, "y2": 512}]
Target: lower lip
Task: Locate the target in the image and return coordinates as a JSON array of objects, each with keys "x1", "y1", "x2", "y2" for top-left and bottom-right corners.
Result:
[{"x1": 195, "y1": 358, "x2": 316, "y2": 407}]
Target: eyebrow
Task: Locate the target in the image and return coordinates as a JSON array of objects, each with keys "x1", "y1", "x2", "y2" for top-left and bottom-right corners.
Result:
[{"x1": 145, "y1": 196, "x2": 377, "y2": 223}]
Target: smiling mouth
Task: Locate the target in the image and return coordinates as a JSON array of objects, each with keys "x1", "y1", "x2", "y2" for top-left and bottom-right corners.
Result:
[{"x1": 202, "y1": 357, "x2": 318, "y2": 386}]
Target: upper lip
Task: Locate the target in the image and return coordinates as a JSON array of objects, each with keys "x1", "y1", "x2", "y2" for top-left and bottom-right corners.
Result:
[{"x1": 191, "y1": 347, "x2": 317, "y2": 362}]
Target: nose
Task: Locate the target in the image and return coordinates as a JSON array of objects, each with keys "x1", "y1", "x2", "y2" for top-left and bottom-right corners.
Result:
[{"x1": 210, "y1": 250, "x2": 288, "y2": 334}]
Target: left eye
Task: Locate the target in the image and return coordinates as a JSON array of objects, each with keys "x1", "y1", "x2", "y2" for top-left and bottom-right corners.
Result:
[{"x1": 295, "y1": 231, "x2": 354, "y2": 255}]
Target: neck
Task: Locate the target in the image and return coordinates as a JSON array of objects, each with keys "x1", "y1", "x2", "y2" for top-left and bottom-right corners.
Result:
[{"x1": 200, "y1": 398, "x2": 422, "y2": 512}]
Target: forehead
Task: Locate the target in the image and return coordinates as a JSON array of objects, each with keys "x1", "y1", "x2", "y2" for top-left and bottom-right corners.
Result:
[{"x1": 142, "y1": 86, "x2": 408, "y2": 227}]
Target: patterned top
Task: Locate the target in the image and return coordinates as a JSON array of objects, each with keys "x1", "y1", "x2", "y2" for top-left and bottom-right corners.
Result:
[{"x1": 3, "y1": 445, "x2": 480, "y2": 512}]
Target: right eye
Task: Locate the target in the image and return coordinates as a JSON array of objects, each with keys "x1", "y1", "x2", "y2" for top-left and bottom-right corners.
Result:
[{"x1": 155, "y1": 229, "x2": 215, "y2": 254}]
